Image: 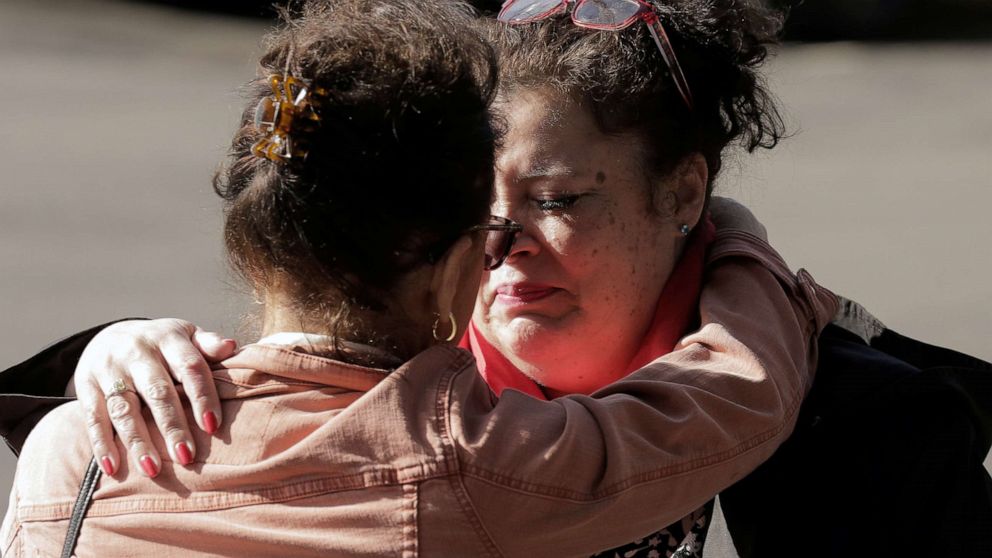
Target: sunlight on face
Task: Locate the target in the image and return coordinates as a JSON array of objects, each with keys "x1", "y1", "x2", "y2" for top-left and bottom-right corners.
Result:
[{"x1": 472, "y1": 89, "x2": 685, "y2": 396}]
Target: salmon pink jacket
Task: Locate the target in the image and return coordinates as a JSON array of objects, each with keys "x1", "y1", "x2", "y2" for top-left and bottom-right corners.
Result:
[{"x1": 1, "y1": 229, "x2": 836, "y2": 557}]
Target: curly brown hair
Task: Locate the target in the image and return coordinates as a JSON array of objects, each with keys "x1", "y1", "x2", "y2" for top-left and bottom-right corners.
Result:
[
  {"x1": 484, "y1": 0, "x2": 787, "y2": 198},
  {"x1": 214, "y1": 0, "x2": 498, "y2": 324}
]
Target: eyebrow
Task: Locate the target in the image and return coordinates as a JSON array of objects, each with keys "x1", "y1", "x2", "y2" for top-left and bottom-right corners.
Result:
[{"x1": 515, "y1": 161, "x2": 579, "y2": 182}]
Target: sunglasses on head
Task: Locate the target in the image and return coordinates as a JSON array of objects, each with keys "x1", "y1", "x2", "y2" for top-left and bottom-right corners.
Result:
[
  {"x1": 469, "y1": 215, "x2": 523, "y2": 271},
  {"x1": 498, "y1": 0, "x2": 694, "y2": 111}
]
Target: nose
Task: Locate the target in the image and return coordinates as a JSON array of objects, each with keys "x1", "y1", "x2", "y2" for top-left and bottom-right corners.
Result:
[
  {"x1": 498, "y1": 214, "x2": 540, "y2": 263},
  {"x1": 490, "y1": 195, "x2": 539, "y2": 264}
]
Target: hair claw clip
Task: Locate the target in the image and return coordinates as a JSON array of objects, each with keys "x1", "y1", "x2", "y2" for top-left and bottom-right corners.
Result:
[{"x1": 251, "y1": 75, "x2": 328, "y2": 165}]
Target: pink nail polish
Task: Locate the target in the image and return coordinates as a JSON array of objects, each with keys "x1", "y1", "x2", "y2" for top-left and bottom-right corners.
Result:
[
  {"x1": 203, "y1": 411, "x2": 219, "y2": 434},
  {"x1": 140, "y1": 455, "x2": 159, "y2": 478},
  {"x1": 100, "y1": 456, "x2": 115, "y2": 475},
  {"x1": 175, "y1": 442, "x2": 194, "y2": 465}
]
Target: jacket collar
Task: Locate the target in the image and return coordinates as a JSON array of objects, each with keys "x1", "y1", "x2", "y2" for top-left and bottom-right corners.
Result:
[{"x1": 212, "y1": 339, "x2": 391, "y2": 399}]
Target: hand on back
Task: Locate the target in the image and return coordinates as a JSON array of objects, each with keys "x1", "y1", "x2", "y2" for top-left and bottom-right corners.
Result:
[{"x1": 73, "y1": 319, "x2": 236, "y2": 477}]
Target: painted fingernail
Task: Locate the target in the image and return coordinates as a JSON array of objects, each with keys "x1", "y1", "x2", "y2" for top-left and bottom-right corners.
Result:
[
  {"x1": 140, "y1": 455, "x2": 159, "y2": 478},
  {"x1": 203, "y1": 411, "x2": 218, "y2": 434},
  {"x1": 100, "y1": 456, "x2": 115, "y2": 475},
  {"x1": 175, "y1": 442, "x2": 194, "y2": 465}
]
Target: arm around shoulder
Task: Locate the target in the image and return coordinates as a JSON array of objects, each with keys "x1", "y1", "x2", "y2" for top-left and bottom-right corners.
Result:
[{"x1": 443, "y1": 234, "x2": 836, "y2": 557}]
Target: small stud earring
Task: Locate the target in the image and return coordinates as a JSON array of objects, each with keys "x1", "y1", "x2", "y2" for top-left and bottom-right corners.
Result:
[{"x1": 679, "y1": 224, "x2": 691, "y2": 237}]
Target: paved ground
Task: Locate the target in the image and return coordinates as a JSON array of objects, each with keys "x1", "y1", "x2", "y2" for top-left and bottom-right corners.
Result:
[{"x1": 1, "y1": 0, "x2": 990, "y2": 555}]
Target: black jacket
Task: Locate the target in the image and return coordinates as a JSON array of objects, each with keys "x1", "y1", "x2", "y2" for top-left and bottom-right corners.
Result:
[{"x1": 721, "y1": 322, "x2": 992, "y2": 557}]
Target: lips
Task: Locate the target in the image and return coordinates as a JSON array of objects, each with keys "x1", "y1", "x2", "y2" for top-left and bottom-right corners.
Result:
[{"x1": 494, "y1": 283, "x2": 561, "y2": 306}]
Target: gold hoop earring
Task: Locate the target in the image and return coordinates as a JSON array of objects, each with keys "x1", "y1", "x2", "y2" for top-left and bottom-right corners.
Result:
[{"x1": 432, "y1": 312, "x2": 458, "y2": 342}]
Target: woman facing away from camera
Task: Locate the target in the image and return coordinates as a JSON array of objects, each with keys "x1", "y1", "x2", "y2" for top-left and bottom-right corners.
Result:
[
  {"x1": 3, "y1": 0, "x2": 991, "y2": 556},
  {"x1": 0, "y1": 0, "x2": 837, "y2": 556}
]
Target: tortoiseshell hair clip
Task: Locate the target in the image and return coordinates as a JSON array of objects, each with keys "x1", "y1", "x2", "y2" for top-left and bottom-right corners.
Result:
[{"x1": 251, "y1": 74, "x2": 329, "y2": 165}]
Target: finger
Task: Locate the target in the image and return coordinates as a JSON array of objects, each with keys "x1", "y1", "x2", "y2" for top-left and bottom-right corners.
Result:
[
  {"x1": 129, "y1": 360, "x2": 197, "y2": 467},
  {"x1": 191, "y1": 328, "x2": 238, "y2": 362},
  {"x1": 104, "y1": 388, "x2": 162, "y2": 478},
  {"x1": 161, "y1": 334, "x2": 223, "y2": 435},
  {"x1": 76, "y1": 377, "x2": 120, "y2": 476}
]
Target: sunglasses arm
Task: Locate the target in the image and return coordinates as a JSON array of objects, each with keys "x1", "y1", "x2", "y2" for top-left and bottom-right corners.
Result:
[{"x1": 643, "y1": 14, "x2": 695, "y2": 111}]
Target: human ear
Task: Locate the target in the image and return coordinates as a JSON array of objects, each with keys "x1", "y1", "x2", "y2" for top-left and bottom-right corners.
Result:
[
  {"x1": 670, "y1": 152, "x2": 708, "y2": 231},
  {"x1": 428, "y1": 234, "x2": 485, "y2": 344}
]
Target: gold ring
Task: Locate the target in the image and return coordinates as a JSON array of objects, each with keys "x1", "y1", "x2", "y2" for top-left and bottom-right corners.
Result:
[{"x1": 105, "y1": 378, "x2": 135, "y2": 400}]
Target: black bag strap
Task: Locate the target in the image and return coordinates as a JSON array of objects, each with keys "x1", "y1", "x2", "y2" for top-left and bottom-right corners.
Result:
[{"x1": 61, "y1": 457, "x2": 102, "y2": 558}]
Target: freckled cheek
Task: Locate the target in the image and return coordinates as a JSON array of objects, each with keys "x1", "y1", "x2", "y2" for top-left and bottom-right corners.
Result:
[
  {"x1": 533, "y1": 220, "x2": 576, "y2": 254},
  {"x1": 560, "y1": 214, "x2": 619, "y2": 256},
  {"x1": 565, "y1": 242, "x2": 626, "y2": 303},
  {"x1": 585, "y1": 233, "x2": 658, "y2": 299},
  {"x1": 543, "y1": 229, "x2": 603, "y2": 269}
]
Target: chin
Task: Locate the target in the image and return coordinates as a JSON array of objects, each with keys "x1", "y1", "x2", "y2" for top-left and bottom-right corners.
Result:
[
  {"x1": 498, "y1": 314, "x2": 570, "y2": 352},
  {"x1": 497, "y1": 322, "x2": 546, "y2": 359},
  {"x1": 494, "y1": 322, "x2": 556, "y2": 362}
]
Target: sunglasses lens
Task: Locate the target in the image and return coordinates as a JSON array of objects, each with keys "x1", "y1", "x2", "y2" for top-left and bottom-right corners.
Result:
[
  {"x1": 499, "y1": 0, "x2": 564, "y2": 23},
  {"x1": 482, "y1": 229, "x2": 509, "y2": 270},
  {"x1": 573, "y1": 0, "x2": 642, "y2": 28}
]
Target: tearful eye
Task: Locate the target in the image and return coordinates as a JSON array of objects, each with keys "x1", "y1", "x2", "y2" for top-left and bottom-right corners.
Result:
[{"x1": 535, "y1": 194, "x2": 582, "y2": 212}]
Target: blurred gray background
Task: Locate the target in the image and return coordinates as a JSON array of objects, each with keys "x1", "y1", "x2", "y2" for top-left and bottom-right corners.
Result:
[{"x1": 1, "y1": 0, "x2": 990, "y2": 555}]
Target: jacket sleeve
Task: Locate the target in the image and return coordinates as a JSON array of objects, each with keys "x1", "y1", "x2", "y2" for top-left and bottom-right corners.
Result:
[
  {"x1": 0, "y1": 320, "x2": 135, "y2": 455},
  {"x1": 446, "y1": 231, "x2": 837, "y2": 557}
]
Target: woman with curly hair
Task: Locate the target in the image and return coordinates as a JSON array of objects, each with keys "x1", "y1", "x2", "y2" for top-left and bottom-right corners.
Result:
[
  {"x1": 476, "y1": 5, "x2": 991, "y2": 555},
  {"x1": 0, "y1": 0, "x2": 838, "y2": 555},
  {"x1": 3, "y1": 0, "x2": 989, "y2": 556}
]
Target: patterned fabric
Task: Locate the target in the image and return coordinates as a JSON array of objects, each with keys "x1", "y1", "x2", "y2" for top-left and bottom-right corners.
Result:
[{"x1": 591, "y1": 499, "x2": 714, "y2": 558}]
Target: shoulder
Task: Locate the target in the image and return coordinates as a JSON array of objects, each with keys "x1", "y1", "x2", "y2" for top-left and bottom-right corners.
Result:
[
  {"x1": 338, "y1": 345, "x2": 481, "y2": 462},
  {"x1": 385, "y1": 344, "x2": 484, "y2": 432},
  {"x1": 706, "y1": 228, "x2": 838, "y2": 336},
  {"x1": 13, "y1": 401, "x2": 91, "y2": 514},
  {"x1": 388, "y1": 345, "x2": 478, "y2": 392}
]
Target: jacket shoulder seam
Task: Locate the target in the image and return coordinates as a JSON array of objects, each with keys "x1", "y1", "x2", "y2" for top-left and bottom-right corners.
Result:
[{"x1": 434, "y1": 350, "x2": 504, "y2": 557}]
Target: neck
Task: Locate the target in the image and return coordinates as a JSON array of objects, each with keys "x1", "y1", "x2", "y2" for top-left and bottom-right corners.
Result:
[{"x1": 259, "y1": 289, "x2": 432, "y2": 363}]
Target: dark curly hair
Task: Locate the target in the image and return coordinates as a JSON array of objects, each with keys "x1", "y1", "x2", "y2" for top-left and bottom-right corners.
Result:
[
  {"x1": 483, "y1": 0, "x2": 786, "y2": 198},
  {"x1": 214, "y1": 0, "x2": 498, "y2": 335}
]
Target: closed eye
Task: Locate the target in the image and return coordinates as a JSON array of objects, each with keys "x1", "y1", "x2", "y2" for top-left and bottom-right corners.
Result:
[{"x1": 535, "y1": 194, "x2": 582, "y2": 212}]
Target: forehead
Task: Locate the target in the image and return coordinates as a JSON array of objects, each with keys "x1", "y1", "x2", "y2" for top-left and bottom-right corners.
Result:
[{"x1": 496, "y1": 88, "x2": 647, "y2": 176}]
